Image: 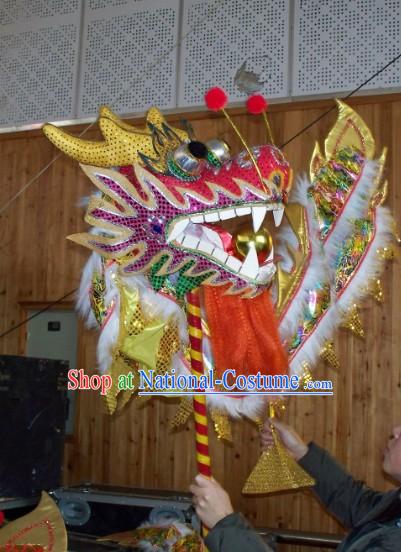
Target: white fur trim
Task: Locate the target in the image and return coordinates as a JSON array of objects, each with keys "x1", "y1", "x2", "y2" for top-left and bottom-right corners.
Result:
[
  {"x1": 277, "y1": 176, "x2": 329, "y2": 342},
  {"x1": 76, "y1": 252, "x2": 101, "y2": 329},
  {"x1": 290, "y1": 205, "x2": 394, "y2": 375}
]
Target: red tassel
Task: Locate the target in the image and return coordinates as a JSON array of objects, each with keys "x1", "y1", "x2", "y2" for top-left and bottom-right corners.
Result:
[
  {"x1": 205, "y1": 87, "x2": 228, "y2": 111},
  {"x1": 246, "y1": 94, "x2": 268, "y2": 114}
]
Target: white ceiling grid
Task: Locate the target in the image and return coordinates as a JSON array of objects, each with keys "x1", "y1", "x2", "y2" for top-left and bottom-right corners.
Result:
[
  {"x1": 178, "y1": 0, "x2": 290, "y2": 106},
  {"x1": 77, "y1": 0, "x2": 180, "y2": 118},
  {"x1": 0, "y1": 0, "x2": 81, "y2": 127},
  {"x1": 293, "y1": 0, "x2": 401, "y2": 95},
  {"x1": 0, "y1": 0, "x2": 400, "y2": 129}
]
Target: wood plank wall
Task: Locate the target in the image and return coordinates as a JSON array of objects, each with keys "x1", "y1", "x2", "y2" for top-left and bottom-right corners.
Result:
[{"x1": 1, "y1": 94, "x2": 400, "y2": 551}]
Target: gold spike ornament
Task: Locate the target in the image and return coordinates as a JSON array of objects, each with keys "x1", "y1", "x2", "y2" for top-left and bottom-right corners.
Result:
[
  {"x1": 370, "y1": 278, "x2": 384, "y2": 304},
  {"x1": 320, "y1": 340, "x2": 340, "y2": 370},
  {"x1": 211, "y1": 408, "x2": 233, "y2": 442},
  {"x1": 242, "y1": 404, "x2": 315, "y2": 494},
  {"x1": 342, "y1": 304, "x2": 365, "y2": 338},
  {"x1": 169, "y1": 397, "x2": 193, "y2": 430}
]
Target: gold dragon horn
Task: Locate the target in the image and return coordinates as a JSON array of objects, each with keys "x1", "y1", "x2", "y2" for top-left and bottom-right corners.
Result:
[
  {"x1": 309, "y1": 141, "x2": 325, "y2": 183},
  {"x1": 43, "y1": 113, "x2": 155, "y2": 167},
  {"x1": 324, "y1": 100, "x2": 375, "y2": 161},
  {"x1": 98, "y1": 105, "x2": 149, "y2": 133},
  {"x1": 43, "y1": 106, "x2": 190, "y2": 168},
  {"x1": 98, "y1": 105, "x2": 188, "y2": 142}
]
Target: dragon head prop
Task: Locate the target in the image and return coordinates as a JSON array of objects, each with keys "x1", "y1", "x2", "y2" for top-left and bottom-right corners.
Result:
[
  {"x1": 43, "y1": 104, "x2": 292, "y2": 298},
  {"x1": 43, "y1": 96, "x2": 396, "y2": 498}
]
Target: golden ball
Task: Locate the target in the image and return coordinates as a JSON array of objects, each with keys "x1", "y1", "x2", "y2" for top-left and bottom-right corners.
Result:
[{"x1": 234, "y1": 225, "x2": 273, "y2": 258}]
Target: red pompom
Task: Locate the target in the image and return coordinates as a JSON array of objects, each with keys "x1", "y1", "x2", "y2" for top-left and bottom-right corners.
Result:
[
  {"x1": 246, "y1": 94, "x2": 268, "y2": 114},
  {"x1": 205, "y1": 87, "x2": 228, "y2": 111}
]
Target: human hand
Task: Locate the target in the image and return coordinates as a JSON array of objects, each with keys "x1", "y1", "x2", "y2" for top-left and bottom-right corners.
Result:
[
  {"x1": 189, "y1": 474, "x2": 234, "y2": 529},
  {"x1": 260, "y1": 418, "x2": 308, "y2": 461}
]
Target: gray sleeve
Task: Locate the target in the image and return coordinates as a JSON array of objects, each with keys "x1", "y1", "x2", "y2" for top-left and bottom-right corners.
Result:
[
  {"x1": 299, "y1": 442, "x2": 385, "y2": 528},
  {"x1": 205, "y1": 512, "x2": 274, "y2": 552}
]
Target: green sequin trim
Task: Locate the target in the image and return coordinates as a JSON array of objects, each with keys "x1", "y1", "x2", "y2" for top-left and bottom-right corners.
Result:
[
  {"x1": 206, "y1": 151, "x2": 222, "y2": 168},
  {"x1": 167, "y1": 157, "x2": 199, "y2": 182},
  {"x1": 149, "y1": 255, "x2": 214, "y2": 298}
]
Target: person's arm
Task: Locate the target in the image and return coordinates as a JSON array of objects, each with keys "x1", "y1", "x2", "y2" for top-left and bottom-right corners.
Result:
[
  {"x1": 262, "y1": 419, "x2": 384, "y2": 528},
  {"x1": 205, "y1": 511, "x2": 274, "y2": 552},
  {"x1": 190, "y1": 475, "x2": 274, "y2": 552},
  {"x1": 298, "y1": 441, "x2": 384, "y2": 528}
]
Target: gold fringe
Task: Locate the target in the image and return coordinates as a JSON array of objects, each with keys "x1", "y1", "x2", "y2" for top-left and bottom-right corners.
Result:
[
  {"x1": 342, "y1": 304, "x2": 365, "y2": 338},
  {"x1": 211, "y1": 409, "x2": 233, "y2": 442},
  {"x1": 320, "y1": 341, "x2": 340, "y2": 370},
  {"x1": 369, "y1": 278, "x2": 384, "y2": 303},
  {"x1": 249, "y1": 416, "x2": 264, "y2": 432},
  {"x1": 376, "y1": 246, "x2": 396, "y2": 260},
  {"x1": 299, "y1": 361, "x2": 313, "y2": 387},
  {"x1": 169, "y1": 397, "x2": 193, "y2": 430}
]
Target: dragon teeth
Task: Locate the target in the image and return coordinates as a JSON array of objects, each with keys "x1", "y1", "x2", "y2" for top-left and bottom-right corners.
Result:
[
  {"x1": 252, "y1": 206, "x2": 267, "y2": 232},
  {"x1": 256, "y1": 246, "x2": 275, "y2": 282},
  {"x1": 219, "y1": 209, "x2": 236, "y2": 220},
  {"x1": 204, "y1": 212, "x2": 219, "y2": 222},
  {"x1": 225, "y1": 256, "x2": 242, "y2": 272},
  {"x1": 213, "y1": 249, "x2": 229, "y2": 263},
  {"x1": 273, "y1": 208, "x2": 284, "y2": 227},
  {"x1": 191, "y1": 215, "x2": 204, "y2": 223},
  {"x1": 235, "y1": 207, "x2": 251, "y2": 217},
  {"x1": 202, "y1": 226, "x2": 223, "y2": 248},
  {"x1": 198, "y1": 240, "x2": 214, "y2": 254},
  {"x1": 181, "y1": 235, "x2": 200, "y2": 249},
  {"x1": 239, "y1": 243, "x2": 259, "y2": 278},
  {"x1": 167, "y1": 219, "x2": 189, "y2": 242}
]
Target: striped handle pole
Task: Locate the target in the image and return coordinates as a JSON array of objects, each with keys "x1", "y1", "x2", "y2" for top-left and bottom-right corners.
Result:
[{"x1": 187, "y1": 289, "x2": 212, "y2": 541}]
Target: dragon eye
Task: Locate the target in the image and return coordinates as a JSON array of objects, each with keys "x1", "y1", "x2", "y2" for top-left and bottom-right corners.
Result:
[
  {"x1": 205, "y1": 139, "x2": 231, "y2": 167},
  {"x1": 269, "y1": 169, "x2": 284, "y2": 189},
  {"x1": 168, "y1": 139, "x2": 232, "y2": 181},
  {"x1": 169, "y1": 143, "x2": 204, "y2": 180}
]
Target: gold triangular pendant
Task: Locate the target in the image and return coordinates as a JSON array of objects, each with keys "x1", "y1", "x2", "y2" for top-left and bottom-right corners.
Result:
[{"x1": 242, "y1": 433, "x2": 315, "y2": 494}]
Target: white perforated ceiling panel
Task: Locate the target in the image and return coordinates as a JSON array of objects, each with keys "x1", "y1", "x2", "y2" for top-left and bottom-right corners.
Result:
[
  {"x1": 77, "y1": 0, "x2": 180, "y2": 118},
  {"x1": 88, "y1": 0, "x2": 145, "y2": 9},
  {"x1": 293, "y1": 0, "x2": 401, "y2": 96},
  {"x1": 0, "y1": 0, "x2": 79, "y2": 23},
  {"x1": 0, "y1": 1, "x2": 81, "y2": 128},
  {"x1": 178, "y1": 0, "x2": 290, "y2": 107}
]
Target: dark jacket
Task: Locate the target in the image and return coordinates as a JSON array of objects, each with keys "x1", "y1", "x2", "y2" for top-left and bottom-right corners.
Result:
[
  {"x1": 299, "y1": 442, "x2": 401, "y2": 551},
  {"x1": 205, "y1": 512, "x2": 274, "y2": 552},
  {"x1": 206, "y1": 443, "x2": 401, "y2": 551}
]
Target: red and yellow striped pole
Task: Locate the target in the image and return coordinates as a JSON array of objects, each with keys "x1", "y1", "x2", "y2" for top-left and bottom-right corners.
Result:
[{"x1": 187, "y1": 289, "x2": 212, "y2": 539}]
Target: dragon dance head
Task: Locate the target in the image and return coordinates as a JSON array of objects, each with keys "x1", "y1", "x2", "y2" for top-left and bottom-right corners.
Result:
[
  {"x1": 43, "y1": 99, "x2": 292, "y2": 297},
  {"x1": 43, "y1": 92, "x2": 396, "y2": 432}
]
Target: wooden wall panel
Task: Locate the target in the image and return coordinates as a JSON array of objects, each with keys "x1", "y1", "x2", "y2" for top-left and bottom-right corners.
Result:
[{"x1": 1, "y1": 94, "x2": 401, "y2": 550}]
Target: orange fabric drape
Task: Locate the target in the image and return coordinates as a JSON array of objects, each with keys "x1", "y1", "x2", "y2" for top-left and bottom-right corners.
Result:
[{"x1": 203, "y1": 285, "x2": 288, "y2": 379}]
